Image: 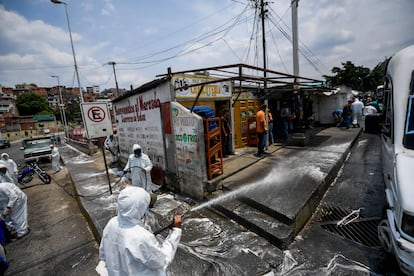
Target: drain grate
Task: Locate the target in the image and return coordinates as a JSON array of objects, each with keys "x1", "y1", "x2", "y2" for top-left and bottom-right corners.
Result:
[{"x1": 317, "y1": 205, "x2": 382, "y2": 247}]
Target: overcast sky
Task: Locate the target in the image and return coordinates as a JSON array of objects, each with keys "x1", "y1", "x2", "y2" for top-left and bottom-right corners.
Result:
[{"x1": 1, "y1": 0, "x2": 413, "y2": 91}]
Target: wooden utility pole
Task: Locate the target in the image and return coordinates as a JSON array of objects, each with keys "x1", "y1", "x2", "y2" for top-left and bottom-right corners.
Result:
[
  {"x1": 108, "y1": 61, "x2": 120, "y2": 97},
  {"x1": 260, "y1": 0, "x2": 268, "y2": 99}
]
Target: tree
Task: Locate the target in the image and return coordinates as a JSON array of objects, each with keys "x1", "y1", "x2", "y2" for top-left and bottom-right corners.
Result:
[
  {"x1": 324, "y1": 61, "x2": 384, "y2": 92},
  {"x1": 16, "y1": 93, "x2": 53, "y2": 116}
]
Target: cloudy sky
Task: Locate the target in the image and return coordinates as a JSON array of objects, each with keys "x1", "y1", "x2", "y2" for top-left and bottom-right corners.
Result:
[{"x1": 0, "y1": 0, "x2": 413, "y2": 91}]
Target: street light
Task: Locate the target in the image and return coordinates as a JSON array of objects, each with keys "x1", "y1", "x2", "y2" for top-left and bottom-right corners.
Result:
[
  {"x1": 51, "y1": 0, "x2": 84, "y2": 103},
  {"x1": 51, "y1": 75, "x2": 68, "y2": 138}
]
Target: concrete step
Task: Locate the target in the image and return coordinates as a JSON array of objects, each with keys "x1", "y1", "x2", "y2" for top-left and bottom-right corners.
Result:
[{"x1": 213, "y1": 199, "x2": 295, "y2": 249}]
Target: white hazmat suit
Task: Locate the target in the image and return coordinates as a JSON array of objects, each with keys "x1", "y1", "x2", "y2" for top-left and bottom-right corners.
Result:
[
  {"x1": 98, "y1": 186, "x2": 181, "y2": 276},
  {"x1": 123, "y1": 144, "x2": 154, "y2": 192},
  {"x1": 104, "y1": 135, "x2": 119, "y2": 164},
  {"x1": 0, "y1": 182, "x2": 29, "y2": 238},
  {"x1": 351, "y1": 98, "x2": 364, "y2": 127},
  {"x1": 0, "y1": 154, "x2": 18, "y2": 185},
  {"x1": 50, "y1": 145, "x2": 61, "y2": 173}
]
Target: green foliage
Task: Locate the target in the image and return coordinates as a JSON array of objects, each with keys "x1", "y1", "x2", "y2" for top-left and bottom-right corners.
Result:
[
  {"x1": 324, "y1": 61, "x2": 385, "y2": 92},
  {"x1": 16, "y1": 93, "x2": 53, "y2": 115}
]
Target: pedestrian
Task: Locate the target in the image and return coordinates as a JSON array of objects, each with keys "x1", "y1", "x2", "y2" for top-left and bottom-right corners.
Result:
[
  {"x1": 56, "y1": 135, "x2": 61, "y2": 145},
  {"x1": 256, "y1": 104, "x2": 268, "y2": 156},
  {"x1": 0, "y1": 153, "x2": 18, "y2": 185},
  {"x1": 280, "y1": 102, "x2": 293, "y2": 139},
  {"x1": 0, "y1": 179, "x2": 29, "y2": 240},
  {"x1": 221, "y1": 108, "x2": 231, "y2": 157},
  {"x1": 50, "y1": 144, "x2": 61, "y2": 173},
  {"x1": 123, "y1": 144, "x2": 154, "y2": 192},
  {"x1": 267, "y1": 109, "x2": 274, "y2": 145},
  {"x1": 104, "y1": 134, "x2": 119, "y2": 165},
  {"x1": 97, "y1": 186, "x2": 182, "y2": 275},
  {"x1": 332, "y1": 109, "x2": 343, "y2": 127},
  {"x1": 342, "y1": 100, "x2": 353, "y2": 129},
  {"x1": 351, "y1": 98, "x2": 364, "y2": 128}
]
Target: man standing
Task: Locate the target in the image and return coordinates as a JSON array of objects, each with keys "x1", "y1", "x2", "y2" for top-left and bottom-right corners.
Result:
[
  {"x1": 351, "y1": 98, "x2": 364, "y2": 128},
  {"x1": 342, "y1": 100, "x2": 353, "y2": 129},
  {"x1": 256, "y1": 104, "x2": 268, "y2": 156},
  {"x1": 50, "y1": 144, "x2": 61, "y2": 173},
  {"x1": 267, "y1": 109, "x2": 274, "y2": 145},
  {"x1": 104, "y1": 134, "x2": 119, "y2": 165},
  {"x1": 98, "y1": 186, "x2": 182, "y2": 275},
  {"x1": 280, "y1": 102, "x2": 292, "y2": 139},
  {"x1": 123, "y1": 144, "x2": 154, "y2": 192},
  {"x1": 221, "y1": 108, "x2": 232, "y2": 157}
]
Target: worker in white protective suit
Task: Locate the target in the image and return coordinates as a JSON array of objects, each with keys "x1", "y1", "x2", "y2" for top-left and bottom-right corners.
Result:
[
  {"x1": 0, "y1": 164, "x2": 14, "y2": 184},
  {"x1": 97, "y1": 186, "x2": 182, "y2": 276},
  {"x1": 123, "y1": 144, "x2": 154, "y2": 192},
  {"x1": 50, "y1": 144, "x2": 61, "y2": 173},
  {"x1": 0, "y1": 153, "x2": 18, "y2": 185},
  {"x1": 0, "y1": 180, "x2": 29, "y2": 239},
  {"x1": 351, "y1": 98, "x2": 364, "y2": 128},
  {"x1": 104, "y1": 134, "x2": 119, "y2": 165}
]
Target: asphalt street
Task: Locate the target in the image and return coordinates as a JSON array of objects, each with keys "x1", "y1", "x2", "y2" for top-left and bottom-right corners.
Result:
[
  {"x1": 285, "y1": 131, "x2": 400, "y2": 275},
  {"x1": 1, "y1": 142, "x2": 99, "y2": 275}
]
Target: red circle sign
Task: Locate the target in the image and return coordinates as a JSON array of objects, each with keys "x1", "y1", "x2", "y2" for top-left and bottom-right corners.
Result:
[{"x1": 87, "y1": 106, "x2": 106, "y2": 123}]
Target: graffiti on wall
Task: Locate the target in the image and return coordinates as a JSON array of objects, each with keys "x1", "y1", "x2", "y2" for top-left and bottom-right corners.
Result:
[{"x1": 171, "y1": 102, "x2": 204, "y2": 176}]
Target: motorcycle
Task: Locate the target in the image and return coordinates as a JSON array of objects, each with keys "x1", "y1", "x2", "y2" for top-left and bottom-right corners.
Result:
[{"x1": 17, "y1": 162, "x2": 51, "y2": 185}]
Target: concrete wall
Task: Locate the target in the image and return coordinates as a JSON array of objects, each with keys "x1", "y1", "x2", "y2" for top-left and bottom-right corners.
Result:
[
  {"x1": 113, "y1": 80, "x2": 208, "y2": 199},
  {"x1": 171, "y1": 102, "x2": 207, "y2": 199}
]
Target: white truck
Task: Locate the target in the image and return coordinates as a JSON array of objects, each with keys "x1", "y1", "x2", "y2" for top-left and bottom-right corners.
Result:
[{"x1": 369, "y1": 44, "x2": 414, "y2": 275}]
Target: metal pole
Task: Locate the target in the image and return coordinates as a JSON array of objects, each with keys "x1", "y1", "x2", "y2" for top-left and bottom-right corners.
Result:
[
  {"x1": 63, "y1": 3, "x2": 83, "y2": 103},
  {"x1": 292, "y1": 0, "x2": 300, "y2": 129},
  {"x1": 51, "y1": 0, "x2": 83, "y2": 103},
  {"x1": 260, "y1": 0, "x2": 269, "y2": 148},
  {"x1": 52, "y1": 76, "x2": 68, "y2": 138}
]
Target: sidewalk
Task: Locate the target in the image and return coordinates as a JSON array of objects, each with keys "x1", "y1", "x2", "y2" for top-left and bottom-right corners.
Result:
[{"x1": 59, "y1": 126, "x2": 363, "y2": 274}]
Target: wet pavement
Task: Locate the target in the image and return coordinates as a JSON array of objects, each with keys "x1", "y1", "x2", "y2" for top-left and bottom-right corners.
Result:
[{"x1": 56, "y1": 125, "x2": 372, "y2": 275}]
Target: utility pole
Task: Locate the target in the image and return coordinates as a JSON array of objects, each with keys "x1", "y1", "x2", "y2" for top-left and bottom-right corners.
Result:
[
  {"x1": 292, "y1": 0, "x2": 300, "y2": 82},
  {"x1": 260, "y1": 0, "x2": 268, "y2": 99},
  {"x1": 108, "y1": 61, "x2": 120, "y2": 97}
]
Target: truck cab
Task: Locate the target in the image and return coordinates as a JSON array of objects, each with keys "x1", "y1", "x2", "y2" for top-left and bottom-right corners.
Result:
[
  {"x1": 374, "y1": 45, "x2": 414, "y2": 274},
  {"x1": 21, "y1": 136, "x2": 53, "y2": 163}
]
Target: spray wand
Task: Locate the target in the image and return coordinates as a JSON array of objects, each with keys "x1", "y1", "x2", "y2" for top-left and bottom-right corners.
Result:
[{"x1": 153, "y1": 208, "x2": 195, "y2": 235}]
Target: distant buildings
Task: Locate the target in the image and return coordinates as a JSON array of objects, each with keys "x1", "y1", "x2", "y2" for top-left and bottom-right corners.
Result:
[{"x1": 0, "y1": 83, "x2": 126, "y2": 140}]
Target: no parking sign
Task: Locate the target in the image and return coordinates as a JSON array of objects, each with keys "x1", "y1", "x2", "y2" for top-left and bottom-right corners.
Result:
[{"x1": 81, "y1": 102, "x2": 113, "y2": 139}]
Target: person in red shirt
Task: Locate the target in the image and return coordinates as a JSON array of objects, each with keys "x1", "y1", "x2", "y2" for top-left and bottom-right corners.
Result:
[{"x1": 256, "y1": 104, "x2": 268, "y2": 156}]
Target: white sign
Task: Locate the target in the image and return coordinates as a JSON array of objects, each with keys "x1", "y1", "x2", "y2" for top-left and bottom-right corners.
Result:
[
  {"x1": 81, "y1": 102, "x2": 113, "y2": 139},
  {"x1": 171, "y1": 74, "x2": 232, "y2": 99}
]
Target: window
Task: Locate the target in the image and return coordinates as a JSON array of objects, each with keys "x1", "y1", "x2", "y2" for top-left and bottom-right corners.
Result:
[
  {"x1": 382, "y1": 77, "x2": 393, "y2": 140},
  {"x1": 403, "y1": 71, "x2": 414, "y2": 149}
]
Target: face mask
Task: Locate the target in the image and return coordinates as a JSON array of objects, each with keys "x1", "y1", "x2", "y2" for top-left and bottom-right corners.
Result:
[{"x1": 134, "y1": 150, "x2": 142, "y2": 158}]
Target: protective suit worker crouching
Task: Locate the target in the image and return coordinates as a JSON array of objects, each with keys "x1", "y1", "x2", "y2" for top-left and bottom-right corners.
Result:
[
  {"x1": 98, "y1": 186, "x2": 182, "y2": 275},
  {"x1": 0, "y1": 179, "x2": 29, "y2": 239},
  {"x1": 123, "y1": 144, "x2": 154, "y2": 193},
  {"x1": 0, "y1": 153, "x2": 18, "y2": 185},
  {"x1": 50, "y1": 144, "x2": 61, "y2": 173}
]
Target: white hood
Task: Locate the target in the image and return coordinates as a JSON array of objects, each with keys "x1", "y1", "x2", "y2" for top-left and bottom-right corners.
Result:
[{"x1": 117, "y1": 186, "x2": 150, "y2": 227}]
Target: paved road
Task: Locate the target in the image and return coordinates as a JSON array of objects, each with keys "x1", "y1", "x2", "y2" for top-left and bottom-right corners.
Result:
[
  {"x1": 283, "y1": 131, "x2": 401, "y2": 275},
  {"x1": 2, "y1": 143, "x2": 99, "y2": 275}
]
